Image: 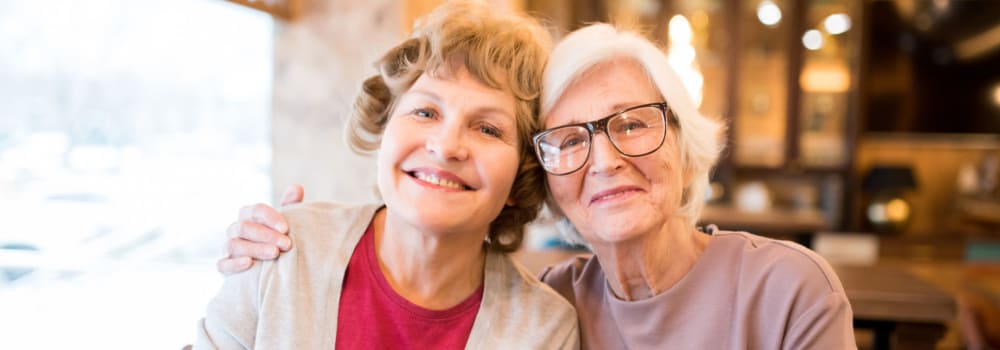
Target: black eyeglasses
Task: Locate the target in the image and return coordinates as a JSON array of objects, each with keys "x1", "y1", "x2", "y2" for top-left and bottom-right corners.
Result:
[{"x1": 531, "y1": 102, "x2": 675, "y2": 176}]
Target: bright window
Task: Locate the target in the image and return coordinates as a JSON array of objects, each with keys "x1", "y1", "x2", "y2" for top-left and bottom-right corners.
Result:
[{"x1": 0, "y1": 0, "x2": 273, "y2": 348}]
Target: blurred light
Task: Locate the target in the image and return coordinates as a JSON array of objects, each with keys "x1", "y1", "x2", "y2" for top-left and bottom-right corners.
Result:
[
  {"x1": 823, "y1": 13, "x2": 852, "y2": 35},
  {"x1": 669, "y1": 15, "x2": 693, "y2": 43},
  {"x1": 690, "y1": 10, "x2": 709, "y2": 32},
  {"x1": 933, "y1": 0, "x2": 950, "y2": 12},
  {"x1": 635, "y1": 0, "x2": 660, "y2": 16},
  {"x1": 666, "y1": 15, "x2": 704, "y2": 107},
  {"x1": 885, "y1": 198, "x2": 911, "y2": 222},
  {"x1": 955, "y1": 23, "x2": 1000, "y2": 61},
  {"x1": 800, "y1": 61, "x2": 850, "y2": 93},
  {"x1": 802, "y1": 29, "x2": 823, "y2": 50},
  {"x1": 757, "y1": 0, "x2": 782, "y2": 27},
  {"x1": 670, "y1": 46, "x2": 697, "y2": 65},
  {"x1": 992, "y1": 83, "x2": 1000, "y2": 107}
]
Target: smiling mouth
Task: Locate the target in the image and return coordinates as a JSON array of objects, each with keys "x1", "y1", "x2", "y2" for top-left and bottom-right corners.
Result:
[
  {"x1": 407, "y1": 171, "x2": 473, "y2": 190},
  {"x1": 590, "y1": 188, "x2": 644, "y2": 204}
]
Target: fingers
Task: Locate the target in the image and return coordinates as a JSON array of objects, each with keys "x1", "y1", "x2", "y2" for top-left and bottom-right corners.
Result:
[
  {"x1": 227, "y1": 220, "x2": 291, "y2": 251},
  {"x1": 279, "y1": 184, "x2": 305, "y2": 206},
  {"x1": 226, "y1": 237, "x2": 281, "y2": 260},
  {"x1": 239, "y1": 203, "x2": 289, "y2": 233},
  {"x1": 217, "y1": 256, "x2": 253, "y2": 275}
]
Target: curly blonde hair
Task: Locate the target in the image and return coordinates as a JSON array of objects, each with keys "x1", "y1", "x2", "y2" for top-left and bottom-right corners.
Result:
[{"x1": 344, "y1": 0, "x2": 551, "y2": 252}]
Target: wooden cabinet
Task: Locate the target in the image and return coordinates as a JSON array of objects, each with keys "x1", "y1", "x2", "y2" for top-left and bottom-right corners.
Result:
[{"x1": 722, "y1": 0, "x2": 862, "y2": 232}]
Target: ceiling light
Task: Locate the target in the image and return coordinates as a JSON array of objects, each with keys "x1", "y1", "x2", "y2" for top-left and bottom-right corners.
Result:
[
  {"x1": 803, "y1": 29, "x2": 823, "y2": 50},
  {"x1": 757, "y1": 1, "x2": 782, "y2": 27},
  {"x1": 823, "y1": 13, "x2": 851, "y2": 35}
]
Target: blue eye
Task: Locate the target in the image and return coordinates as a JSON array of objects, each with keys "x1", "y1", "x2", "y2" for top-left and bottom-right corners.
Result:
[
  {"x1": 622, "y1": 120, "x2": 647, "y2": 131},
  {"x1": 413, "y1": 108, "x2": 436, "y2": 119},
  {"x1": 560, "y1": 136, "x2": 586, "y2": 149},
  {"x1": 480, "y1": 124, "x2": 502, "y2": 138}
]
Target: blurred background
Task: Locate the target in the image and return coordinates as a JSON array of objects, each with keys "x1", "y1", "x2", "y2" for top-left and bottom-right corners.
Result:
[{"x1": 1, "y1": 0, "x2": 998, "y2": 348}]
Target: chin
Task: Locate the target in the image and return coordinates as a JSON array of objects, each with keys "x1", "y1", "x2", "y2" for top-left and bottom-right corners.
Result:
[
  {"x1": 583, "y1": 217, "x2": 651, "y2": 245},
  {"x1": 585, "y1": 230, "x2": 644, "y2": 246}
]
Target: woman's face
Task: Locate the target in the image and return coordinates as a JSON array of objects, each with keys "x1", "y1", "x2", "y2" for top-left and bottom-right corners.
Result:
[
  {"x1": 377, "y1": 65, "x2": 520, "y2": 236},
  {"x1": 544, "y1": 59, "x2": 685, "y2": 246}
]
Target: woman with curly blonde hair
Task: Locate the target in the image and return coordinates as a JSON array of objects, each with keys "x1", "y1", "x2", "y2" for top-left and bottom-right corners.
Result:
[{"x1": 193, "y1": 2, "x2": 577, "y2": 349}]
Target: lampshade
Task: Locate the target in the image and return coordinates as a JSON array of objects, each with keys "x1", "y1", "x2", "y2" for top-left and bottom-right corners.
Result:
[{"x1": 862, "y1": 165, "x2": 918, "y2": 193}]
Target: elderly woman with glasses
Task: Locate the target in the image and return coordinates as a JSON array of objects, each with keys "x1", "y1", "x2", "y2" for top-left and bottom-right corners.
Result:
[{"x1": 218, "y1": 23, "x2": 855, "y2": 349}]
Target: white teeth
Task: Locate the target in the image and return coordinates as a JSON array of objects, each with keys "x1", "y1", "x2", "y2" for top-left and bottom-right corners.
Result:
[
  {"x1": 413, "y1": 172, "x2": 465, "y2": 190},
  {"x1": 597, "y1": 193, "x2": 624, "y2": 201},
  {"x1": 596, "y1": 191, "x2": 632, "y2": 201}
]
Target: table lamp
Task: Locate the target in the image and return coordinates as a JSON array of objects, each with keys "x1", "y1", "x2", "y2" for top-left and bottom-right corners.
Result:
[{"x1": 862, "y1": 165, "x2": 918, "y2": 232}]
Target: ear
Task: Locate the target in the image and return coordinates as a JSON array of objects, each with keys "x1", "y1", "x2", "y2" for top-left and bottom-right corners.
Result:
[{"x1": 506, "y1": 197, "x2": 516, "y2": 206}]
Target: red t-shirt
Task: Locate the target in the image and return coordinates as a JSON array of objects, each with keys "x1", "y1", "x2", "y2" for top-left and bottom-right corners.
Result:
[{"x1": 335, "y1": 222, "x2": 484, "y2": 349}]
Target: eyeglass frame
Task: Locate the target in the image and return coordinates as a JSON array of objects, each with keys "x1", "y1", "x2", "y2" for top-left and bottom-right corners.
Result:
[{"x1": 531, "y1": 102, "x2": 677, "y2": 176}]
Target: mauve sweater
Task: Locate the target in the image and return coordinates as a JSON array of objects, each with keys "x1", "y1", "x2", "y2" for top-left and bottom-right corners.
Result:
[{"x1": 540, "y1": 230, "x2": 856, "y2": 350}]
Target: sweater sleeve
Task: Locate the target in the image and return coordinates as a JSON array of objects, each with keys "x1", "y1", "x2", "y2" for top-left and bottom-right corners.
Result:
[
  {"x1": 193, "y1": 261, "x2": 266, "y2": 350},
  {"x1": 782, "y1": 291, "x2": 856, "y2": 350},
  {"x1": 558, "y1": 321, "x2": 582, "y2": 350}
]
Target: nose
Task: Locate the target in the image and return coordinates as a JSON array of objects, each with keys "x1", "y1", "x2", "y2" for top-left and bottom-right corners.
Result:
[
  {"x1": 587, "y1": 133, "x2": 625, "y2": 176},
  {"x1": 425, "y1": 122, "x2": 469, "y2": 162}
]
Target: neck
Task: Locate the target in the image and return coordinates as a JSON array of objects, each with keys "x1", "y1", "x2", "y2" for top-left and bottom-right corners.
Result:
[
  {"x1": 373, "y1": 208, "x2": 487, "y2": 310},
  {"x1": 591, "y1": 218, "x2": 711, "y2": 301}
]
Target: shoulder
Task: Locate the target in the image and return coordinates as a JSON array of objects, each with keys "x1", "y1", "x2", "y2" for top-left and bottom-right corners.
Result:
[
  {"x1": 538, "y1": 254, "x2": 598, "y2": 300},
  {"x1": 472, "y1": 251, "x2": 579, "y2": 348},
  {"x1": 710, "y1": 230, "x2": 845, "y2": 294},
  {"x1": 280, "y1": 201, "x2": 381, "y2": 230},
  {"x1": 279, "y1": 201, "x2": 381, "y2": 246},
  {"x1": 706, "y1": 231, "x2": 854, "y2": 345},
  {"x1": 484, "y1": 252, "x2": 579, "y2": 336},
  {"x1": 260, "y1": 201, "x2": 381, "y2": 288},
  {"x1": 493, "y1": 251, "x2": 578, "y2": 316}
]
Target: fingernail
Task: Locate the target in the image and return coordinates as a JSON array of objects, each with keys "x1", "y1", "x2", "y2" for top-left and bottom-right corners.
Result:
[
  {"x1": 277, "y1": 236, "x2": 291, "y2": 250},
  {"x1": 276, "y1": 222, "x2": 288, "y2": 233},
  {"x1": 238, "y1": 257, "x2": 252, "y2": 267}
]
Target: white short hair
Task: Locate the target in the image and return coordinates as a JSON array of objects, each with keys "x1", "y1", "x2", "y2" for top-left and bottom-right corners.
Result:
[{"x1": 541, "y1": 24, "x2": 725, "y2": 246}]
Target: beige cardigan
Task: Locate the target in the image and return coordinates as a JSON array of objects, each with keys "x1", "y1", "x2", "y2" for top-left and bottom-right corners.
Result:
[{"x1": 194, "y1": 201, "x2": 579, "y2": 350}]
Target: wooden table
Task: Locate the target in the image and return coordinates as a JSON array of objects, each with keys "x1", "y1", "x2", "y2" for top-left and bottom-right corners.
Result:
[
  {"x1": 699, "y1": 204, "x2": 829, "y2": 235},
  {"x1": 835, "y1": 264, "x2": 956, "y2": 350},
  {"x1": 699, "y1": 204, "x2": 828, "y2": 247},
  {"x1": 513, "y1": 250, "x2": 956, "y2": 349}
]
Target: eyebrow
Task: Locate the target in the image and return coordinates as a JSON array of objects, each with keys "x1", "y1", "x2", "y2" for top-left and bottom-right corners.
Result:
[
  {"x1": 563, "y1": 101, "x2": 650, "y2": 124},
  {"x1": 608, "y1": 102, "x2": 649, "y2": 114},
  {"x1": 406, "y1": 89, "x2": 444, "y2": 105},
  {"x1": 407, "y1": 88, "x2": 516, "y2": 122}
]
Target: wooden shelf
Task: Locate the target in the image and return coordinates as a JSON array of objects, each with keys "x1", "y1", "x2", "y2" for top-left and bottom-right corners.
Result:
[{"x1": 956, "y1": 197, "x2": 1000, "y2": 226}]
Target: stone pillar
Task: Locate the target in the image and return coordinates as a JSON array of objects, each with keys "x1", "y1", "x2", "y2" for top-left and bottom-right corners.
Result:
[{"x1": 271, "y1": 0, "x2": 400, "y2": 203}]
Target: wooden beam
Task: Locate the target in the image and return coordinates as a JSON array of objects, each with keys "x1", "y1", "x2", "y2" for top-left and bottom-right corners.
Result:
[{"x1": 227, "y1": 0, "x2": 302, "y2": 21}]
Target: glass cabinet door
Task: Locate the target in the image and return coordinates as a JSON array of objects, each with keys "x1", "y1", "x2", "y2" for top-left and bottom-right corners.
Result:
[
  {"x1": 604, "y1": 0, "x2": 730, "y2": 123},
  {"x1": 797, "y1": 0, "x2": 858, "y2": 168},
  {"x1": 734, "y1": 0, "x2": 791, "y2": 167},
  {"x1": 666, "y1": 0, "x2": 731, "y2": 123}
]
